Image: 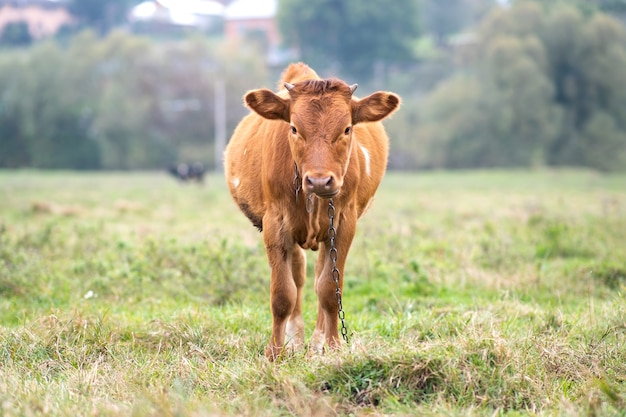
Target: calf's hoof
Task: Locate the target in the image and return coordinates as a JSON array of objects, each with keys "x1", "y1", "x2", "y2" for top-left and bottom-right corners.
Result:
[{"x1": 265, "y1": 344, "x2": 283, "y2": 361}]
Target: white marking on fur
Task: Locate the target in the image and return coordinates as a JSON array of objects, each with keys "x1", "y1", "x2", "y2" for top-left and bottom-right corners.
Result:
[
  {"x1": 232, "y1": 177, "x2": 240, "y2": 188},
  {"x1": 360, "y1": 145, "x2": 371, "y2": 177},
  {"x1": 286, "y1": 318, "x2": 304, "y2": 351},
  {"x1": 310, "y1": 328, "x2": 325, "y2": 354},
  {"x1": 286, "y1": 321, "x2": 298, "y2": 342}
]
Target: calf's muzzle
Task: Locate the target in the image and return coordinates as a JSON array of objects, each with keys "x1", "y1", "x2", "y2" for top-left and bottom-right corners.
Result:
[{"x1": 304, "y1": 173, "x2": 339, "y2": 197}]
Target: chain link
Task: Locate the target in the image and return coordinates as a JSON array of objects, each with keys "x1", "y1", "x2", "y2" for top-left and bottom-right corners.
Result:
[
  {"x1": 306, "y1": 193, "x2": 315, "y2": 214},
  {"x1": 293, "y1": 163, "x2": 301, "y2": 205},
  {"x1": 328, "y1": 198, "x2": 349, "y2": 344}
]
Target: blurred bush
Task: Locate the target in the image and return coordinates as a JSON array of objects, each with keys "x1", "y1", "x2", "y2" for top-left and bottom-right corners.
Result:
[
  {"x1": 1, "y1": 1, "x2": 625, "y2": 172},
  {"x1": 0, "y1": 30, "x2": 267, "y2": 170},
  {"x1": 407, "y1": 2, "x2": 626, "y2": 171}
]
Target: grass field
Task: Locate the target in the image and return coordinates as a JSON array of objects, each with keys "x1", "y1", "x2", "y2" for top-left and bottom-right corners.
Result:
[{"x1": 0, "y1": 169, "x2": 625, "y2": 416}]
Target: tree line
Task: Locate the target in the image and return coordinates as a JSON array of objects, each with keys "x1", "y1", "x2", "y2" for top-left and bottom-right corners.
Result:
[
  {"x1": 0, "y1": 0, "x2": 625, "y2": 171},
  {"x1": 395, "y1": 1, "x2": 626, "y2": 171},
  {"x1": 0, "y1": 32, "x2": 267, "y2": 169}
]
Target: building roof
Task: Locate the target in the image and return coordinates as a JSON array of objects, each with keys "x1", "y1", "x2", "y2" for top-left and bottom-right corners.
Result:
[
  {"x1": 224, "y1": 0, "x2": 276, "y2": 20},
  {"x1": 159, "y1": 0, "x2": 224, "y2": 16},
  {"x1": 129, "y1": 0, "x2": 224, "y2": 26}
]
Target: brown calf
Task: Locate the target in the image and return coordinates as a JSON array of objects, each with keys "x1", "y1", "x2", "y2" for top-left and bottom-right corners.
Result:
[{"x1": 224, "y1": 63, "x2": 400, "y2": 359}]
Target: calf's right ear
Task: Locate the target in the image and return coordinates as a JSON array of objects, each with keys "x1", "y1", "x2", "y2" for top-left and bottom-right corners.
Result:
[{"x1": 244, "y1": 89, "x2": 290, "y2": 122}]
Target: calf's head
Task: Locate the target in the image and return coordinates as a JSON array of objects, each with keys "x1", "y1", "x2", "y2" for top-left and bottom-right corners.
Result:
[{"x1": 245, "y1": 79, "x2": 400, "y2": 198}]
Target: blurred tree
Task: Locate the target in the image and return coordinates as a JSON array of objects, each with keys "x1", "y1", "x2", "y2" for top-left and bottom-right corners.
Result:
[
  {"x1": 517, "y1": 0, "x2": 626, "y2": 11},
  {"x1": 513, "y1": 0, "x2": 626, "y2": 21},
  {"x1": 0, "y1": 22, "x2": 32, "y2": 47},
  {"x1": 541, "y1": 9, "x2": 626, "y2": 169},
  {"x1": 0, "y1": 52, "x2": 29, "y2": 167},
  {"x1": 577, "y1": 111, "x2": 626, "y2": 171},
  {"x1": 0, "y1": 30, "x2": 268, "y2": 170},
  {"x1": 404, "y1": 75, "x2": 486, "y2": 169},
  {"x1": 420, "y1": 0, "x2": 495, "y2": 45},
  {"x1": 409, "y1": 1, "x2": 626, "y2": 171},
  {"x1": 14, "y1": 40, "x2": 101, "y2": 169},
  {"x1": 91, "y1": 32, "x2": 267, "y2": 169},
  {"x1": 599, "y1": 0, "x2": 626, "y2": 13},
  {"x1": 277, "y1": 0, "x2": 420, "y2": 81},
  {"x1": 89, "y1": 31, "x2": 159, "y2": 169},
  {"x1": 67, "y1": 0, "x2": 133, "y2": 34}
]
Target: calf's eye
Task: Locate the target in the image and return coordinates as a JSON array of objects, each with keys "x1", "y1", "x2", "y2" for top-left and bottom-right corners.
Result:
[
  {"x1": 344, "y1": 126, "x2": 351, "y2": 135},
  {"x1": 291, "y1": 125, "x2": 297, "y2": 135}
]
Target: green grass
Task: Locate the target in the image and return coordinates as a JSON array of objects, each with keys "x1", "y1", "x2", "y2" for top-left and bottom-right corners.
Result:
[{"x1": 0, "y1": 169, "x2": 625, "y2": 416}]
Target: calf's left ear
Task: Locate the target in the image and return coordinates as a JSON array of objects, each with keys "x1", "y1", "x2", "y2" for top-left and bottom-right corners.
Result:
[
  {"x1": 352, "y1": 92, "x2": 401, "y2": 124},
  {"x1": 244, "y1": 89, "x2": 290, "y2": 122}
]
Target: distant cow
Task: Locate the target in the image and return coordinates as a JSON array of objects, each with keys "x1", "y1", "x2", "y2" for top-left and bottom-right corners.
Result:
[
  {"x1": 168, "y1": 162, "x2": 206, "y2": 183},
  {"x1": 224, "y1": 63, "x2": 400, "y2": 359}
]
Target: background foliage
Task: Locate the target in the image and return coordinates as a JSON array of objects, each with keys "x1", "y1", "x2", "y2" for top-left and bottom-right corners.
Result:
[
  {"x1": 278, "y1": 0, "x2": 420, "y2": 81},
  {"x1": 0, "y1": 0, "x2": 625, "y2": 171},
  {"x1": 392, "y1": 1, "x2": 626, "y2": 171},
  {"x1": 0, "y1": 31, "x2": 266, "y2": 169},
  {"x1": 67, "y1": 0, "x2": 133, "y2": 34}
]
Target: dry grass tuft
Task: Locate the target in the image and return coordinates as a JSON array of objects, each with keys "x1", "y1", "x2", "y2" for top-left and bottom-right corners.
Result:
[{"x1": 31, "y1": 201, "x2": 84, "y2": 216}]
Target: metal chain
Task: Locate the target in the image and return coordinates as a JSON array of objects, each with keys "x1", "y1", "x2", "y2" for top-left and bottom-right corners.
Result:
[
  {"x1": 306, "y1": 193, "x2": 315, "y2": 213},
  {"x1": 293, "y1": 166, "x2": 349, "y2": 344},
  {"x1": 328, "y1": 198, "x2": 349, "y2": 344},
  {"x1": 293, "y1": 163, "x2": 301, "y2": 205}
]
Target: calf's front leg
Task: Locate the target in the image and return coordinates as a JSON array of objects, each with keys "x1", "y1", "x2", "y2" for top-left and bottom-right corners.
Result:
[
  {"x1": 285, "y1": 245, "x2": 306, "y2": 351},
  {"x1": 311, "y1": 211, "x2": 356, "y2": 353},
  {"x1": 263, "y1": 214, "x2": 297, "y2": 360}
]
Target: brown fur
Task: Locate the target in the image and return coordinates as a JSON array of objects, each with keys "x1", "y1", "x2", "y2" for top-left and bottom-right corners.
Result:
[{"x1": 224, "y1": 63, "x2": 400, "y2": 359}]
